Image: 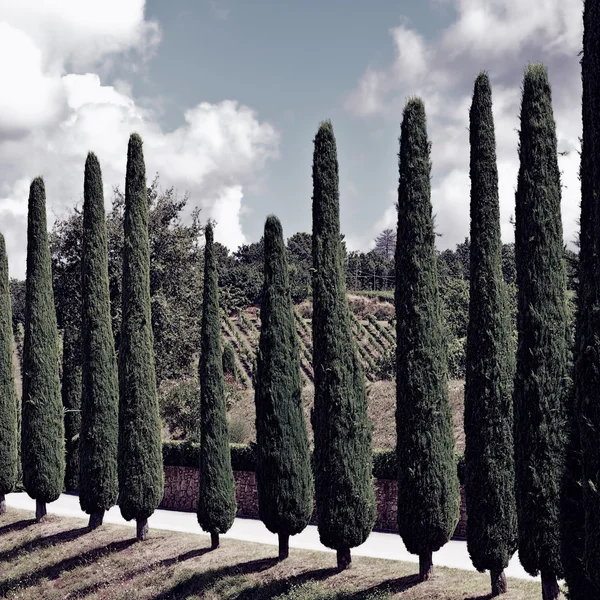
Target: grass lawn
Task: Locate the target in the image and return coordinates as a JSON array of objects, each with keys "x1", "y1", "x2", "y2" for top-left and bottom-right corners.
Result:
[{"x1": 0, "y1": 508, "x2": 550, "y2": 599}]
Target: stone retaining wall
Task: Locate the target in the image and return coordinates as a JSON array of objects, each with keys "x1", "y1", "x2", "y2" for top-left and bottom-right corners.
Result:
[{"x1": 160, "y1": 466, "x2": 467, "y2": 539}]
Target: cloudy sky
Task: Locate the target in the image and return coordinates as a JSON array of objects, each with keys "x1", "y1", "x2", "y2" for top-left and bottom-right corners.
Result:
[{"x1": 0, "y1": 0, "x2": 583, "y2": 278}]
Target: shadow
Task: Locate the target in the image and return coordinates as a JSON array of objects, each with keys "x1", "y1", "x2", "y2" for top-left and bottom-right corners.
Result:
[
  {"x1": 0, "y1": 538, "x2": 136, "y2": 597},
  {"x1": 465, "y1": 595, "x2": 493, "y2": 600},
  {"x1": 68, "y1": 546, "x2": 214, "y2": 598},
  {"x1": 0, "y1": 526, "x2": 89, "y2": 563},
  {"x1": 334, "y1": 574, "x2": 420, "y2": 599},
  {"x1": 0, "y1": 519, "x2": 35, "y2": 536},
  {"x1": 151, "y1": 556, "x2": 283, "y2": 600}
]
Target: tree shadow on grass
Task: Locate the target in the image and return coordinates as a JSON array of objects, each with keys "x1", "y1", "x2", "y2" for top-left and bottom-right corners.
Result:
[
  {"x1": 68, "y1": 546, "x2": 215, "y2": 598},
  {"x1": 0, "y1": 537, "x2": 136, "y2": 597},
  {"x1": 150, "y1": 556, "x2": 284, "y2": 600},
  {"x1": 336, "y1": 574, "x2": 420, "y2": 599},
  {"x1": 465, "y1": 594, "x2": 493, "y2": 600},
  {"x1": 0, "y1": 519, "x2": 36, "y2": 536},
  {"x1": 0, "y1": 526, "x2": 89, "y2": 563}
]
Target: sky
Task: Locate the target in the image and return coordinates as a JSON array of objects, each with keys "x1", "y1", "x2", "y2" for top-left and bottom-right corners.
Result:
[{"x1": 0, "y1": 0, "x2": 584, "y2": 278}]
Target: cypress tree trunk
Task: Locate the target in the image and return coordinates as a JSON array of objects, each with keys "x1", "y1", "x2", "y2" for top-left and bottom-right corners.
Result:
[
  {"x1": 490, "y1": 569, "x2": 507, "y2": 596},
  {"x1": 255, "y1": 215, "x2": 313, "y2": 559},
  {"x1": 36, "y1": 499, "x2": 47, "y2": 522},
  {"x1": 513, "y1": 65, "x2": 566, "y2": 582},
  {"x1": 196, "y1": 223, "x2": 237, "y2": 542},
  {"x1": 419, "y1": 552, "x2": 433, "y2": 581},
  {"x1": 79, "y1": 152, "x2": 119, "y2": 528},
  {"x1": 464, "y1": 73, "x2": 517, "y2": 593},
  {"x1": 395, "y1": 99, "x2": 459, "y2": 581},
  {"x1": 21, "y1": 178, "x2": 65, "y2": 509},
  {"x1": 336, "y1": 548, "x2": 351, "y2": 571},
  {"x1": 579, "y1": 1, "x2": 600, "y2": 592},
  {"x1": 541, "y1": 573, "x2": 560, "y2": 600},
  {"x1": 118, "y1": 135, "x2": 163, "y2": 534},
  {"x1": 311, "y1": 121, "x2": 376, "y2": 567},
  {"x1": 278, "y1": 533, "x2": 289, "y2": 560},
  {"x1": 62, "y1": 324, "x2": 81, "y2": 493},
  {"x1": 136, "y1": 518, "x2": 149, "y2": 541},
  {"x1": 0, "y1": 233, "x2": 19, "y2": 507},
  {"x1": 210, "y1": 531, "x2": 219, "y2": 550}
]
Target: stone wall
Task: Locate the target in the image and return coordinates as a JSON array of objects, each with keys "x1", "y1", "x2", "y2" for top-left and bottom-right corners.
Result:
[{"x1": 160, "y1": 466, "x2": 467, "y2": 539}]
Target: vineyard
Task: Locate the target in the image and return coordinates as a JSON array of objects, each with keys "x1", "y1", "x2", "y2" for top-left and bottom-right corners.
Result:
[{"x1": 221, "y1": 294, "x2": 397, "y2": 387}]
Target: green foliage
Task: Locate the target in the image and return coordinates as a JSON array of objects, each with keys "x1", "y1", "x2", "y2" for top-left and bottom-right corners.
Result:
[
  {"x1": 464, "y1": 72, "x2": 517, "y2": 575},
  {"x1": 311, "y1": 120, "x2": 376, "y2": 551},
  {"x1": 0, "y1": 234, "x2": 18, "y2": 497},
  {"x1": 395, "y1": 99, "x2": 459, "y2": 557},
  {"x1": 62, "y1": 325, "x2": 81, "y2": 492},
  {"x1": 255, "y1": 215, "x2": 313, "y2": 537},
  {"x1": 287, "y1": 232, "x2": 312, "y2": 303},
  {"x1": 159, "y1": 376, "x2": 200, "y2": 442},
  {"x1": 118, "y1": 134, "x2": 164, "y2": 522},
  {"x1": 227, "y1": 417, "x2": 249, "y2": 444},
  {"x1": 79, "y1": 152, "x2": 119, "y2": 516},
  {"x1": 222, "y1": 343, "x2": 237, "y2": 379},
  {"x1": 197, "y1": 223, "x2": 237, "y2": 535},
  {"x1": 21, "y1": 177, "x2": 65, "y2": 503},
  {"x1": 513, "y1": 64, "x2": 567, "y2": 578},
  {"x1": 571, "y1": 3, "x2": 600, "y2": 594}
]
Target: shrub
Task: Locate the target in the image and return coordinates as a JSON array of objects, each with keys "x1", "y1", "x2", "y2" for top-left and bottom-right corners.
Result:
[{"x1": 159, "y1": 377, "x2": 200, "y2": 442}]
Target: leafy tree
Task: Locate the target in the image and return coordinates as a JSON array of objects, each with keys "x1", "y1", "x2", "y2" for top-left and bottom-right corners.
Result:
[
  {"x1": 79, "y1": 152, "x2": 119, "y2": 530},
  {"x1": 395, "y1": 99, "x2": 459, "y2": 581},
  {"x1": 464, "y1": 72, "x2": 517, "y2": 596},
  {"x1": 311, "y1": 120, "x2": 376, "y2": 570},
  {"x1": 572, "y1": 2, "x2": 600, "y2": 594},
  {"x1": 222, "y1": 343, "x2": 237, "y2": 380},
  {"x1": 21, "y1": 177, "x2": 65, "y2": 522},
  {"x1": 287, "y1": 232, "x2": 312, "y2": 302},
  {"x1": 255, "y1": 215, "x2": 313, "y2": 560},
  {"x1": 0, "y1": 233, "x2": 18, "y2": 514},
  {"x1": 118, "y1": 134, "x2": 164, "y2": 541},
  {"x1": 62, "y1": 324, "x2": 81, "y2": 492},
  {"x1": 9, "y1": 278, "x2": 25, "y2": 335},
  {"x1": 374, "y1": 229, "x2": 396, "y2": 259},
  {"x1": 513, "y1": 65, "x2": 567, "y2": 600},
  {"x1": 197, "y1": 222, "x2": 237, "y2": 549}
]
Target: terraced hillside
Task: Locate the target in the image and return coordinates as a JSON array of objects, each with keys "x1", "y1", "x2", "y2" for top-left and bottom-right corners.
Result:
[{"x1": 220, "y1": 294, "x2": 396, "y2": 387}]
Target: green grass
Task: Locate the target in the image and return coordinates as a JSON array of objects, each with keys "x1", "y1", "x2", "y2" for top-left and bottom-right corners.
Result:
[{"x1": 0, "y1": 508, "x2": 551, "y2": 599}]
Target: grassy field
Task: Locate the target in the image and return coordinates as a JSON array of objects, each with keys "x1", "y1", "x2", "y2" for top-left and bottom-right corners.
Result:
[{"x1": 0, "y1": 509, "x2": 547, "y2": 600}]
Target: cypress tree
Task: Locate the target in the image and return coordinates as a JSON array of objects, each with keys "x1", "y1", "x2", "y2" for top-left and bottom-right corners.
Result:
[
  {"x1": 21, "y1": 177, "x2": 65, "y2": 522},
  {"x1": 395, "y1": 98, "x2": 460, "y2": 581},
  {"x1": 578, "y1": 1, "x2": 600, "y2": 592},
  {"x1": 79, "y1": 152, "x2": 119, "y2": 530},
  {"x1": 118, "y1": 134, "x2": 163, "y2": 541},
  {"x1": 464, "y1": 73, "x2": 517, "y2": 596},
  {"x1": 197, "y1": 222, "x2": 237, "y2": 549},
  {"x1": 255, "y1": 215, "x2": 313, "y2": 560},
  {"x1": 222, "y1": 343, "x2": 237, "y2": 380},
  {"x1": 62, "y1": 324, "x2": 81, "y2": 492},
  {"x1": 311, "y1": 120, "x2": 376, "y2": 571},
  {"x1": 0, "y1": 233, "x2": 18, "y2": 514},
  {"x1": 513, "y1": 64, "x2": 567, "y2": 600}
]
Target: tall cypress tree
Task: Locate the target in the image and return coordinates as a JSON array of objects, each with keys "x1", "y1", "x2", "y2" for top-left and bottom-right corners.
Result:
[
  {"x1": 62, "y1": 324, "x2": 81, "y2": 492},
  {"x1": 578, "y1": 1, "x2": 600, "y2": 592},
  {"x1": 395, "y1": 98, "x2": 459, "y2": 582},
  {"x1": 197, "y1": 222, "x2": 237, "y2": 549},
  {"x1": 311, "y1": 120, "x2": 376, "y2": 571},
  {"x1": 255, "y1": 215, "x2": 313, "y2": 560},
  {"x1": 0, "y1": 233, "x2": 18, "y2": 514},
  {"x1": 79, "y1": 152, "x2": 119, "y2": 530},
  {"x1": 118, "y1": 134, "x2": 163, "y2": 541},
  {"x1": 222, "y1": 343, "x2": 237, "y2": 380},
  {"x1": 513, "y1": 65, "x2": 567, "y2": 600},
  {"x1": 21, "y1": 177, "x2": 65, "y2": 522},
  {"x1": 464, "y1": 73, "x2": 517, "y2": 596}
]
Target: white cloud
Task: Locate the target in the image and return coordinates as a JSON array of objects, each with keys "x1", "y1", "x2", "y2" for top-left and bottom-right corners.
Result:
[
  {"x1": 345, "y1": 0, "x2": 583, "y2": 251},
  {"x1": 0, "y1": 2, "x2": 279, "y2": 278}
]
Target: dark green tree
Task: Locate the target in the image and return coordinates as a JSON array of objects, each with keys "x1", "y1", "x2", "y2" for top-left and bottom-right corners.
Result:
[
  {"x1": 464, "y1": 73, "x2": 517, "y2": 596},
  {"x1": 255, "y1": 215, "x2": 313, "y2": 560},
  {"x1": 573, "y1": 1, "x2": 600, "y2": 594},
  {"x1": 62, "y1": 324, "x2": 81, "y2": 492},
  {"x1": 222, "y1": 343, "x2": 237, "y2": 380},
  {"x1": 0, "y1": 233, "x2": 18, "y2": 514},
  {"x1": 21, "y1": 177, "x2": 65, "y2": 522},
  {"x1": 395, "y1": 99, "x2": 459, "y2": 581},
  {"x1": 311, "y1": 120, "x2": 376, "y2": 570},
  {"x1": 513, "y1": 65, "x2": 567, "y2": 600},
  {"x1": 79, "y1": 152, "x2": 119, "y2": 530},
  {"x1": 118, "y1": 134, "x2": 163, "y2": 540},
  {"x1": 197, "y1": 222, "x2": 237, "y2": 549}
]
